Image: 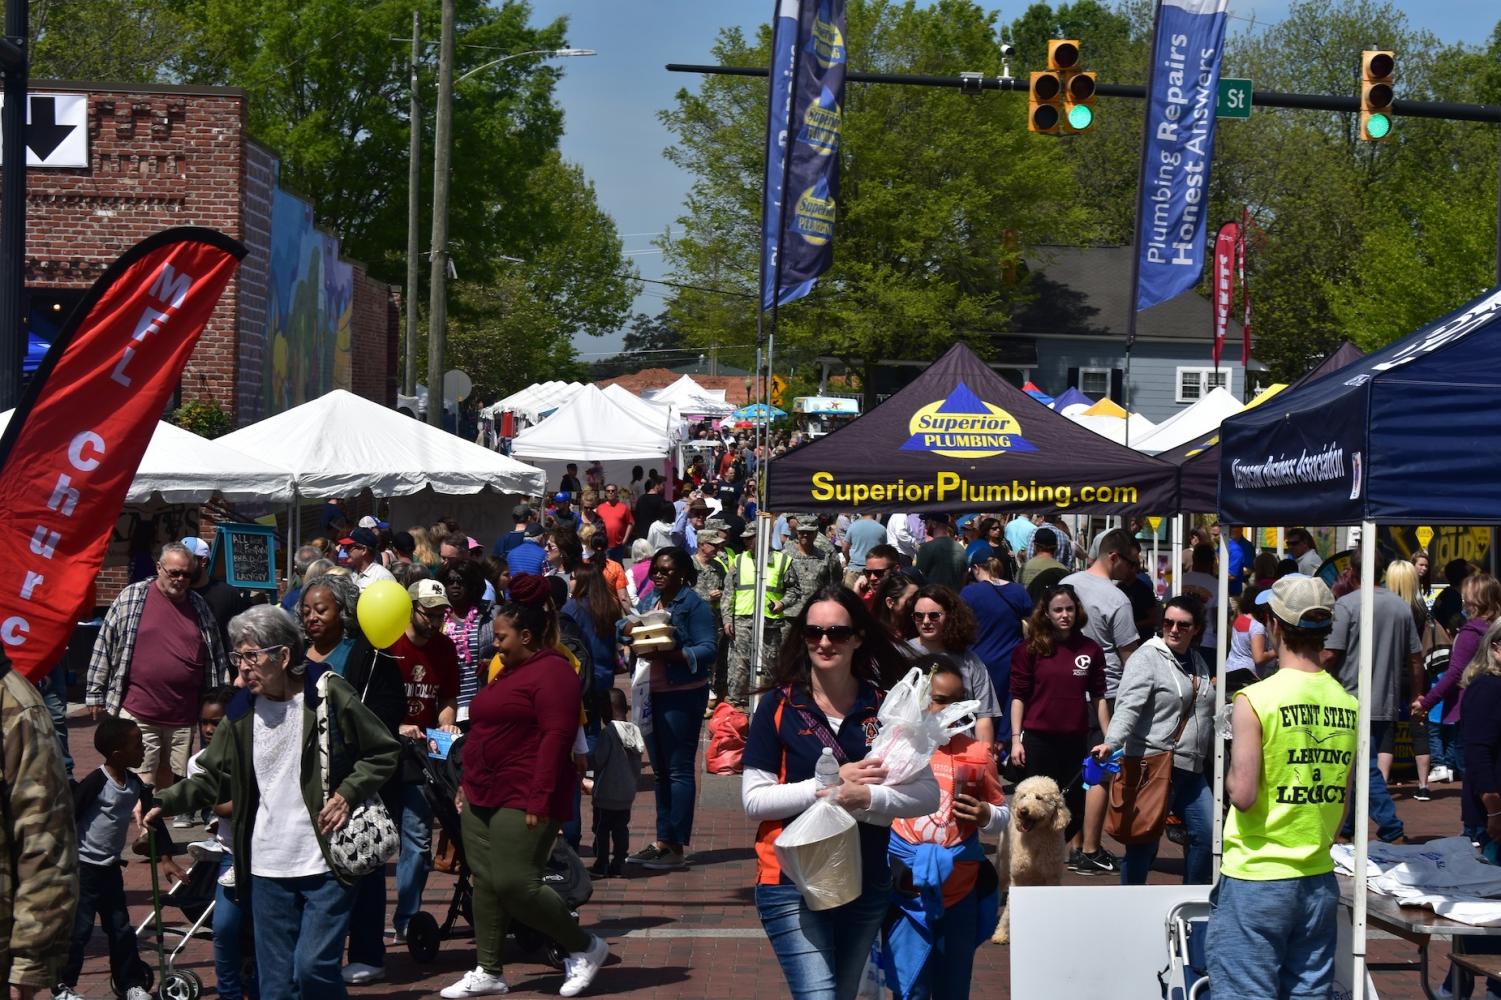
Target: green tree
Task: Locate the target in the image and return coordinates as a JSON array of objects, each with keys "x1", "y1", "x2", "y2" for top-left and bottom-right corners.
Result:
[
  {"x1": 660, "y1": 0, "x2": 1092, "y2": 403},
  {"x1": 30, "y1": 0, "x2": 187, "y2": 80}
]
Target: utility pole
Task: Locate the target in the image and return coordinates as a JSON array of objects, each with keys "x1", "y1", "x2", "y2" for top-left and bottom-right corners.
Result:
[
  {"x1": 0, "y1": 0, "x2": 28, "y2": 409},
  {"x1": 426, "y1": 0, "x2": 454, "y2": 428},
  {"x1": 403, "y1": 9, "x2": 421, "y2": 397}
]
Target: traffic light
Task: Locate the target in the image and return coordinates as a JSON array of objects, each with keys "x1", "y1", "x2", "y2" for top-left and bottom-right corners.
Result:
[
  {"x1": 1063, "y1": 69, "x2": 1097, "y2": 133},
  {"x1": 1031, "y1": 40, "x2": 1095, "y2": 135},
  {"x1": 1028, "y1": 70, "x2": 1061, "y2": 134},
  {"x1": 1360, "y1": 49, "x2": 1395, "y2": 142}
]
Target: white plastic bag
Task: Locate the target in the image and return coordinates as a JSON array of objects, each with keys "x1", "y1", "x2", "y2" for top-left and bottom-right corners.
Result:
[
  {"x1": 773, "y1": 796, "x2": 862, "y2": 911},
  {"x1": 868, "y1": 666, "x2": 980, "y2": 784},
  {"x1": 629, "y1": 657, "x2": 653, "y2": 736}
]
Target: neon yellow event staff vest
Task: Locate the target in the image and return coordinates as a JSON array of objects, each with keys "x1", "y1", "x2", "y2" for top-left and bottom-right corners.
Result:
[
  {"x1": 733, "y1": 550, "x2": 790, "y2": 619},
  {"x1": 1221, "y1": 667, "x2": 1358, "y2": 880}
]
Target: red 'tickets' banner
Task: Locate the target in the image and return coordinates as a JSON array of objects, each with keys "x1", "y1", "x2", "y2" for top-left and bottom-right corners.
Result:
[
  {"x1": 1212, "y1": 221, "x2": 1239, "y2": 368},
  {"x1": 0, "y1": 228, "x2": 245, "y2": 679}
]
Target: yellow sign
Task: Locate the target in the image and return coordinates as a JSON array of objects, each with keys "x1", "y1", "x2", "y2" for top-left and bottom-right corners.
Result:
[
  {"x1": 1416, "y1": 525, "x2": 1434, "y2": 550},
  {"x1": 900, "y1": 382, "x2": 1037, "y2": 459},
  {"x1": 1147, "y1": 516, "x2": 1163, "y2": 534},
  {"x1": 771, "y1": 375, "x2": 788, "y2": 407}
]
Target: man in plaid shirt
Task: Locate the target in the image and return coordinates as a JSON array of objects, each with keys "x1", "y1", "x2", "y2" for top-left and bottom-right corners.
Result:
[{"x1": 87, "y1": 541, "x2": 229, "y2": 789}]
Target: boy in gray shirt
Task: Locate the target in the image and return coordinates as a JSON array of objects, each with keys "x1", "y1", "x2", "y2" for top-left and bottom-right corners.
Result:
[{"x1": 589, "y1": 688, "x2": 644, "y2": 878}]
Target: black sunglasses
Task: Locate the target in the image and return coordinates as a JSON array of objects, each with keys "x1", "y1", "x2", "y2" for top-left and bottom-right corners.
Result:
[{"x1": 803, "y1": 625, "x2": 857, "y2": 644}]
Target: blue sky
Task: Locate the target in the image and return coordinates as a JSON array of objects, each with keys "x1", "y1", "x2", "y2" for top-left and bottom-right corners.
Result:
[{"x1": 538, "y1": 1, "x2": 1499, "y2": 358}]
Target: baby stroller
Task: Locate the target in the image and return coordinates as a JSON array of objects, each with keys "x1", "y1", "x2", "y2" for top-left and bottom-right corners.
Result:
[
  {"x1": 1158, "y1": 899, "x2": 1211, "y2": 1000},
  {"x1": 120, "y1": 837, "x2": 222, "y2": 1000},
  {"x1": 405, "y1": 736, "x2": 594, "y2": 970}
]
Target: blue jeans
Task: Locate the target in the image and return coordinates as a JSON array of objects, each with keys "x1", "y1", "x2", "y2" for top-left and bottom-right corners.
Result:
[
  {"x1": 644, "y1": 685, "x2": 710, "y2": 846},
  {"x1": 562, "y1": 730, "x2": 596, "y2": 850},
  {"x1": 1431, "y1": 721, "x2": 1465, "y2": 776},
  {"x1": 39, "y1": 660, "x2": 73, "y2": 779},
  {"x1": 395, "y1": 781, "x2": 433, "y2": 932},
  {"x1": 213, "y1": 854, "x2": 254, "y2": 1000},
  {"x1": 1206, "y1": 872, "x2": 1338, "y2": 1000},
  {"x1": 756, "y1": 881, "x2": 891, "y2": 1000},
  {"x1": 1121, "y1": 767, "x2": 1213, "y2": 885},
  {"x1": 1340, "y1": 720, "x2": 1404, "y2": 842},
  {"x1": 63, "y1": 862, "x2": 142, "y2": 988},
  {"x1": 249, "y1": 872, "x2": 354, "y2": 1000}
]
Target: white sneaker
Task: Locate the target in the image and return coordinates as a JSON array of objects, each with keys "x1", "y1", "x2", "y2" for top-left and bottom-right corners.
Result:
[
  {"x1": 124, "y1": 988, "x2": 152, "y2": 1000},
  {"x1": 559, "y1": 934, "x2": 609, "y2": 997},
  {"x1": 341, "y1": 963, "x2": 385, "y2": 984},
  {"x1": 441, "y1": 967, "x2": 510, "y2": 998},
  {"x1": 51, "y1": 988, "x2": 85, "y2": 1000}
]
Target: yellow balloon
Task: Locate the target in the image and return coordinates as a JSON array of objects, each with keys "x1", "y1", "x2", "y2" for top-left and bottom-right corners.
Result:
[{"x1": 357, "y1": 579, "x2": 412, "y2": 649}]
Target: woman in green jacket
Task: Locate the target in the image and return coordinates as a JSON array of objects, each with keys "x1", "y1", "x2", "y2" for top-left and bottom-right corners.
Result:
[{"x1": 149, "y1": 605, "x2": 398, "y2": 1000}]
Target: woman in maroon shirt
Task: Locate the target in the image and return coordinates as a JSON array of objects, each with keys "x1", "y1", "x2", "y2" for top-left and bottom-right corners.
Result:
[
  {"x1": 445, "y1": 576, "x2": 607, "y2": 999},
  {"x1": 1007, "y1": 584, "x2": 1108, "y2": 847}
]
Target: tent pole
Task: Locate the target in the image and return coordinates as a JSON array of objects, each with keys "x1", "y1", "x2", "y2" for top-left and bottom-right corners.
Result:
[
  {"x1": 1352, "y1": 519, "x2": 1376, "y2": 1000},
  {"x1": 285, "y1": 495, "x2": 296, "y2": 590},
  {"x1": 749, "y1": 515, "x2": 771, "y2": 716},
  {"x1": 1275, "y1": 526, "x2": 1285, "y2": 559},
  {"x1": 1212, "y1": 535, "x2": 1229, "y2": 879},
  {"x1": 1152, "y1": 522, "x2": 1160, "y2": 597},
  {"x1": 1171, "y1": 515, "x2": 1183, "y2": 598}
]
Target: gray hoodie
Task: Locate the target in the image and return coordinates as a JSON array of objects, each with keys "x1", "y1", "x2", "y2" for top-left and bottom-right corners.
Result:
[
  {"x1": 1104, "y1": 637, "x2": 1215, "y2": 772},
  {"x1": 592, "y1": 720, "x2": 644, "y2": 811}
]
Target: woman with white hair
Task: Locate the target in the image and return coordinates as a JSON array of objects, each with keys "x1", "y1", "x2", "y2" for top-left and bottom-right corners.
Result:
[{"x1": 149, "y1": 605, "x2": 399, "y2": 1000}]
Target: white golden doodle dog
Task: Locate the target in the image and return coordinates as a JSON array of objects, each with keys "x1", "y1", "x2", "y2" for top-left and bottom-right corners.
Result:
[{"x1": 992, "y1": 775, "x2": 1070, "y2": 945}]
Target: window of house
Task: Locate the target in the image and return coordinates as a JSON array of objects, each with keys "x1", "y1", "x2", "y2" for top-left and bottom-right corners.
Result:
[
  {"x1": 1079, "y1": 367, "x2": 1111, "y2": 398},
  {"x1": 1176, "y1": 367, "x2": 1232, "y2": 403}
]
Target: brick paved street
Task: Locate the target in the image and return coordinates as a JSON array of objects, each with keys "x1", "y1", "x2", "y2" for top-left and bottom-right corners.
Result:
[{"x1": 61, "y1": 704, "x2": 1472, "y2": 999}]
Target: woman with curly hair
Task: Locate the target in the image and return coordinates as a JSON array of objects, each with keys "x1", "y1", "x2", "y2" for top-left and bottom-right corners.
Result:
[{"x1": 906, "y1": 584, "x2": 1000, "y2": 745}]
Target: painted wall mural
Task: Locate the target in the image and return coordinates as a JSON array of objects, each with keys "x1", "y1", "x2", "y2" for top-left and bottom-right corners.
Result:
[{"x1": 266, "y1": 164, "x2": 354, "y2": 415}]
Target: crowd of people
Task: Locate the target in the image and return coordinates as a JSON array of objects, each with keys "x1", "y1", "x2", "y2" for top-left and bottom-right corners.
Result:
[{"x1": 2, "y1": 430, "x2": 1495, "y2": 1000}]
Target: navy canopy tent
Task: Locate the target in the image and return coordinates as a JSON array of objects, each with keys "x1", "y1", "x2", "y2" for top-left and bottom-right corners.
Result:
[
  {"x1": 767, "y1": 342, "x2": 1178, "y2": 515},
  {"x1": 1219, "y1": 289, "x2": 1501, "y2": 525},
  {"x1": 1165, "y1": 341, "x2": 1365, "y2": 512}
]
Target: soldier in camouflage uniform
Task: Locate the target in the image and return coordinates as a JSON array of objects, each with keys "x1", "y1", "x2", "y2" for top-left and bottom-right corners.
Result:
[
  {"x1": 722, "y1": 521, "x2": 802, "y2": 710},
  {"x1": 692, "y1": 523, "x2": 731, "y2": 707},
  {"x1": 0, "y1": 651, "x2": 77, "y2": 996},
  {"x1": 784, "y1": 521, "x2": 842, "y2": 619}
]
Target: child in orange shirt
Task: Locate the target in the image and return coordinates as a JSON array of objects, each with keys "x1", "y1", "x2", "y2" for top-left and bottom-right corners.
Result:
[{"x1": 884, "y1": 655, "x2": 1009, "y2": 1000}]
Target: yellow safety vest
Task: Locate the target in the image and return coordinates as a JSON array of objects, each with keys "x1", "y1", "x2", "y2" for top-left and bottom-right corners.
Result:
[{"x1": 732, "y1": 550, "x2": 790, "y2": 619}]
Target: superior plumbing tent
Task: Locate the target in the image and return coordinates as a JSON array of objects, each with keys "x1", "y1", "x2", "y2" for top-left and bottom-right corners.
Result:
[
  {"x1": 767, "y1": 342, "x2": 1178, "y2": 515},
  {"x1": 1218, "y1": 290, "x2": 1501, "y2": 992}
]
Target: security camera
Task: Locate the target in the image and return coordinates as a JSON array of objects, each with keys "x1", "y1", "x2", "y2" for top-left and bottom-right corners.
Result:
[{"x1": 1000, "y1": 42, "x2": 1016, "y2": 58}]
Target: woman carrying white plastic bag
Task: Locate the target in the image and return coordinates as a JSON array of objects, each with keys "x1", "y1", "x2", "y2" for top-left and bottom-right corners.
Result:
[{"x1": 742, "y1": 586, "x2": 939, "y2": 1000}]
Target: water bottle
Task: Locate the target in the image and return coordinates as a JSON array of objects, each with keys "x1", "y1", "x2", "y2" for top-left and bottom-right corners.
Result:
[{"x1": 815, "y1": 746, "x2": 841, "y2": 787}]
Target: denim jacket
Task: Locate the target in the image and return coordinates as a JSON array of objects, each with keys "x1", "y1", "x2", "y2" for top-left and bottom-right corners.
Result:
[{"x1": 622, "y1": 586, "x2": 718, "y2": 686}]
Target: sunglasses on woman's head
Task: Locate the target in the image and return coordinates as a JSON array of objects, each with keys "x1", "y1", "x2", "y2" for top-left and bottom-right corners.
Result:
[{"x1": 803, "y1": 625, "x2": 857, "y2": 644}]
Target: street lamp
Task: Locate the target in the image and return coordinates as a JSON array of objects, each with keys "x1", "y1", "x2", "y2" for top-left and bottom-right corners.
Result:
[
  {"x1": 426, "y1": 31, "x2": 595, "y2": 427},
  {"x1": 457, "y1": 48, "x2": 596, "y2": 83}
]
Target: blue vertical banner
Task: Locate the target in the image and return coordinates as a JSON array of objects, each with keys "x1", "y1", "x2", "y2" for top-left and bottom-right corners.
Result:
[
  {"x1": 760, "y1": 0, "x2": 847, "y2": 311},
  {"x1": 1132, "y1": 0, "x2": 1229, "y2": 317}
]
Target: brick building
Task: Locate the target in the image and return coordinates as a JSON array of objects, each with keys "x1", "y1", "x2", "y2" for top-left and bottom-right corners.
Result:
[{"x1": 21, "y1": 80, "x2": 400, "y2": 427}]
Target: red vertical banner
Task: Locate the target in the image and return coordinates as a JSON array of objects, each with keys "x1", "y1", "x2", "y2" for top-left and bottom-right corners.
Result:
[
  {"x1": 0, "y1": 228, "x2": 245, "y2": 679},
  {"x1": 1239, "y1": 207, "x2": 1254, "y2": 366},
  {"x1": 1212, "y1": 221, "x2": 1239, "y2": 368}
]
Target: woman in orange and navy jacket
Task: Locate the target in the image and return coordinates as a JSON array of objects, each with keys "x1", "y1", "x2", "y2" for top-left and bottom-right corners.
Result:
[{"x1": 741, "y1": 586, "x2": 937, "y2": 1000}]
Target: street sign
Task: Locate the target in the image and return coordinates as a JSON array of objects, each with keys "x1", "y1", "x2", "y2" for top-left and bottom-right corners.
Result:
[
  {"x1": 1217, "y1": 78, "x2": 1252, "y2": 120},
  {"x1": 0, "y1": 93, "x2": 89, "y2": 167},
  {"x1": 1416, "y1": 525, "x2": 1434, "y2": 550}
]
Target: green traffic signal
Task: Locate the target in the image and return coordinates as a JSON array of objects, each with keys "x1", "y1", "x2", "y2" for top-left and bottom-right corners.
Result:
[
  {"x1": 1365, "y1": 112, "x2": 1391, "y2": 139},
  {"x1": 1067, "y1": 104, "x2": 1094, "y2": 130}
]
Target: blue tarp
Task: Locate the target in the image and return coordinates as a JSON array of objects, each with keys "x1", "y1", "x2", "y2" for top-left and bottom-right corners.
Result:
[
  {"x1": 1218, "y1": 289, "x2": 1501, "y2": 525},
  {"x1": 24, "y1": 331, "x2": 49, "y2": 373}
]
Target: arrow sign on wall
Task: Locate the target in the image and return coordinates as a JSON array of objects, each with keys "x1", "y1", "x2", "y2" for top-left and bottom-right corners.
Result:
[
  {"x1": 26, "y1": 96, "x2": 75, "y2": 160},
  {"x1": 0, "y1": 92, "x2": 89, "y2": 167}
]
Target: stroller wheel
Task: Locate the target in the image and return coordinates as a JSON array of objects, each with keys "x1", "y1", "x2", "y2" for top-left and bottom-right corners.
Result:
[
  {"x1": 407, "y1": 911, "x2": 441, "y2": 963},
  {"x1": 161, "y1": 970, "x2": 202, "y2": 1000},
  {"x1": 542, "y1": 941, "x2": 568, "y2": 971}
]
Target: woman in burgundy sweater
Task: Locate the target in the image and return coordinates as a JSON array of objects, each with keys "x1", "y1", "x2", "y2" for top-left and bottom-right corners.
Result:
[
  {"x1": 1007, "y1": 584, "x2": 1108, "y2": 846},
  {"x1": 444, "y1": 575, "x2": 607, "y2": 999}
]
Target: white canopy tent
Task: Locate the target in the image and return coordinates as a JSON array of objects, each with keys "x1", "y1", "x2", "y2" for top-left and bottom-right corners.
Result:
[
  {"x1": 601, "y1": 382, "x2": 684, "y2": 439},
  {"x1": 646, "y1": 374, "x2": 735, "y2": 417},
  {"x1": 1064, "y1": 410, "x2": 1159, "y2": 446},
  {"x1": 512, "y1": 383, "x2": 672, "y2": 490},
  {"x1": 0, "y1": 409, "x2": 295, "y2": 504},
  {"x1": 1130, "y1": 386, "x2": 1244, "y2": 455},
  {"x1": 481, "y1": 381, "x2": 585, "y2": 424}
]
